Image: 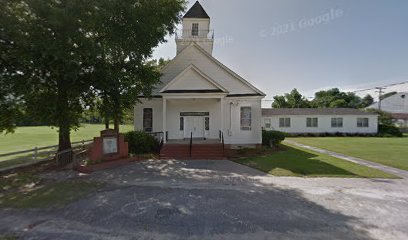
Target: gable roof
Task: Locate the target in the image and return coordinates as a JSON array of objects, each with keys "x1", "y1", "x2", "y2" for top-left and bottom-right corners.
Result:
[
  {"x1": 262, "y1": 108, "x2": 376, "y2": 116},
  {"x1": 183, "y1": 1, "x2": 210, "y2": 19},
  {"x1": 160, "y1": 64, "x2": 228, "y2": 93},
  {"x1": 160, "y1": 42, "x2": 265, "y2": 96}
]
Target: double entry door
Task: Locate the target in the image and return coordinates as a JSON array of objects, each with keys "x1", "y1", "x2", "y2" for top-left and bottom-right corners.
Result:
[{"x1": 184, "y1": 116, "x2": 205, "y2": 139}]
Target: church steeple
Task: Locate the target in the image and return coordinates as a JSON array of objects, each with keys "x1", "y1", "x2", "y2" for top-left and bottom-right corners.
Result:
[
  {"x1": 176, "y1": 1, "x2": 214, "y2": 55},
  {"x1": 183, "y1": 1, "x2": 210, "y2": 19}
]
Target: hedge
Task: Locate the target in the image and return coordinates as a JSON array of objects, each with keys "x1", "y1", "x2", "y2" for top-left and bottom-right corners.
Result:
[
  {"x1": 262, "y1": 130, "x2": 286, "y2": 147},
  {"x1": 124, "y1": 131, "x2": 161, "y2": 155}
]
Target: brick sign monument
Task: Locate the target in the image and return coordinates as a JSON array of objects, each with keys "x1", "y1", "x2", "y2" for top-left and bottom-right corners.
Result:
[{"x1": 88, "y1": 129, "x2": 128, "y2": 162}]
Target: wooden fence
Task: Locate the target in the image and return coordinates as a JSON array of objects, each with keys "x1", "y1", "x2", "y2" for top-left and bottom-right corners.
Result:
[{"x1": 0, "y1": 140, "x2": 93, "y2": 170}]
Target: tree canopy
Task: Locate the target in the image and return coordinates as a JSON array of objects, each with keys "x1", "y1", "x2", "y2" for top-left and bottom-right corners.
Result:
[
  {"x1": 0, "y1": 0, "x2": 185, "y2": 150},
  {"x1": 272, "y1": 88, "x2": 375, "y2": 109},
  {"x1": 272, "y1": 89, "x2": 310, "y2": 108}
]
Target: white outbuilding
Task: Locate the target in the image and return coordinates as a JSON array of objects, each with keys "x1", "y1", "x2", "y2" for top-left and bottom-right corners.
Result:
[{"x1": 262, "y1": 108, "x2": 378, "y2": 134}]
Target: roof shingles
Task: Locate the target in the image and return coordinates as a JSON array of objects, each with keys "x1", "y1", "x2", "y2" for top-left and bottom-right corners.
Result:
[{"x1": 183, "y1": 1, "x2": 210, "y2": 19}]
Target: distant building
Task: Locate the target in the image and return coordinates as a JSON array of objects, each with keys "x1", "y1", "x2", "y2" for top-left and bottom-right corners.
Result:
[
  {"x1": 368, "y1": 92, "x2": 408, "y2": 130},
  {"x1": 262, "y1": 108, "x2": 378, "y2": 134}
]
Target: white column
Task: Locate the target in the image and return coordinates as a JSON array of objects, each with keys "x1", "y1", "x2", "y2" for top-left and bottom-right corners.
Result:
[
  {"x1": 163, "y1": 98, "x2": 167, "y2": 143},
  {"x1": 220, "y1": 97, "x2": 224, "y2": 136}
]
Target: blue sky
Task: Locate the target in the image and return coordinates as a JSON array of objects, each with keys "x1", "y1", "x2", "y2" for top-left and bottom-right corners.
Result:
[{"x1": 153, "y1": 0, "x2": 408, "y2": 104}]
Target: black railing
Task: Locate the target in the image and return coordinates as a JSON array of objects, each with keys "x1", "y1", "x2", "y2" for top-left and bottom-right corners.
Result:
[
  {"x1": 221, "y1": 132, "x2": 225, "y2": 156},
  {"x1": 189, "y1": 132, "x2": 193, "y2": 158}
]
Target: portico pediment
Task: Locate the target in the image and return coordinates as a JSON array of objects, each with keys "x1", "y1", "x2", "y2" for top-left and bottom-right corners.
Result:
[{"x1": 160, "y1": 64, "x2": 228, "y2": 94}]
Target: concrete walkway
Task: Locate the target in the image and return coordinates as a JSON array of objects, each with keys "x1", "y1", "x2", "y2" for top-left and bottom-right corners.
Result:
[{"x1": 285, "y1": 140, "x2": 408, "y2": 179}]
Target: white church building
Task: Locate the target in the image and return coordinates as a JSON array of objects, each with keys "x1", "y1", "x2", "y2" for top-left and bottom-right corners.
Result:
[{"x1": 134, "y1": 1, "x2": 265, "y2": 148}]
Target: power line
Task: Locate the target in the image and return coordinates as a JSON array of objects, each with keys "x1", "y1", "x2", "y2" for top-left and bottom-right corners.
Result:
[{"x1": 352, "y1": 80, "x2": 408, "y2": 93}]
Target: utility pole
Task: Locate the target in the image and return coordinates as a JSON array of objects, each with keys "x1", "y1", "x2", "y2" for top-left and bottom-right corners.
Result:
[{"x1": 375, "y1": 87, "x2": 385, "y2": 111}]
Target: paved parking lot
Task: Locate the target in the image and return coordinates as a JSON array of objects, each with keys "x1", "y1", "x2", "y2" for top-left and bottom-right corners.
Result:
[{"x1": 1, "y1": 160, "x2": 408, "y2": 239}]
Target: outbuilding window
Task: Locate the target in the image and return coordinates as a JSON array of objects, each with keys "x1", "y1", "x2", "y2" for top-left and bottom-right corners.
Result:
[
  {"x1": 331, "y1": 118, "x2": 343, "y2": 128},
  {"x1": 279, "y1": 118, "x2": 291, "y2": 128},
  {"x1": 143, "y1": 108, "x2": 153, "y2": 132},
  {"x1": 307, "y1": 117, "x2": 318, "y2": 128},
  {"x1": 240, "y1": 107, "x2": 252, "y2": 131},
  {"x1": 357, "y1": 118, "x2": 369, "y2": 128}
]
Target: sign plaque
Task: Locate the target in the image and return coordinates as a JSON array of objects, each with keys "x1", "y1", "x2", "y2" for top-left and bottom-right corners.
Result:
[{"x1": 103, "y1": 137, "x2": 118, "y2": 154}]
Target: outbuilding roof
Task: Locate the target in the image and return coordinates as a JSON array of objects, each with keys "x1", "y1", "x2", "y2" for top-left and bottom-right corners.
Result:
[
  {"x1": 183, "y1": 1, "x2": 210, "y2": 19},
  {"x1": 262, "y1": 108, "x2": 376, "y2": 116}
]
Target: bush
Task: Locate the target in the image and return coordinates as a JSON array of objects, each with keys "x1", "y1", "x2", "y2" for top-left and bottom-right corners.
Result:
[
  {"x1": 124, "y1": 131, "x2": 160, "y2": 155},
  {"x1": 378, "y1": 124, "x2": 403, "y2": 137},
  {"x1": 262, "y1": 130, "x2": 285, "y2": 147}
]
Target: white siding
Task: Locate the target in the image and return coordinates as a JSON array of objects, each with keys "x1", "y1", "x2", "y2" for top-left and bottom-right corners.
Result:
[
  {"x1": 262, "y1": 115, "x2": 378, "y2": 134},
  {"x1": 134, "y1": 97, "x2": 263, "y2": 146},
  {"x1": 165, "y1": 67, "x2": 219, "y2": 91},
  {"x1": 223, "y1": 98, "x2": 262, "y2": 145},
  {"x1": 134, "y1": 99, "x2": 163, "y2": 133},
  {"x1": 160, "y1": 46, "x2": 258, "y2": 95},
  {"x1": 368, "y1": 93, "x2": 408, "y2": 114}
]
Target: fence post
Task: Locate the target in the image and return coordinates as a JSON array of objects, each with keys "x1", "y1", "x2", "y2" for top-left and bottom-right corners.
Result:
[
  {"x1": 33, "y1": 147, "x2": 38, "y2": 160},
  {"x1": 82, "y1": 139, "x2": 85, "y2": 150}
]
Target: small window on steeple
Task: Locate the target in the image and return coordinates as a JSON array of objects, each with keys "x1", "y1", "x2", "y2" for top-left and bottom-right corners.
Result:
[{"x1": 192, "y1": 23, "x2": 199, "y2": 36}]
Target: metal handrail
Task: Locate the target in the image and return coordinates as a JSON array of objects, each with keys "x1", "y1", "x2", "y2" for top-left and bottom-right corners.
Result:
[{"x1": 189, "y1": 132, "x2": 193, "y2": 158}]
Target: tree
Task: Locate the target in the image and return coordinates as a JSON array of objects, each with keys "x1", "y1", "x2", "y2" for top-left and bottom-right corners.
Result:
[
  {"x1": 272, "y1": 96, "x2": 290, "y2": 108},
  {"x1": 312, "y1": 88, "x2": 372, "y2": 109},
  {"x1": 1, "y1": 0, "x2": 185, "y2": 151},
  {"x1": 366, "y1": 109, "x2": 394, "y2": 126},
  {"x1": 272, "y1": 89, "x2": 310, "y2": 108},
  {"x1": 1, "y1": 0, "x2": 99, "y2": 150},
  {"x1": 361, "y1": 94, "x2": 374, "y2": 108},
  {"x1": 90, "y1": 0, "x2": 184, "y2": 130}
]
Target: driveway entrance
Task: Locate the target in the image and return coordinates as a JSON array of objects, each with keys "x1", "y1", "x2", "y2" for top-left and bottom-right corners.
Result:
[{"x1": 1, "y1": 160, "x2": 408, "y2": 239}]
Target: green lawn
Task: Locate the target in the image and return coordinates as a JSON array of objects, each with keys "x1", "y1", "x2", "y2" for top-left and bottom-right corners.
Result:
[
  {"x1": 236, "y1": 143, "x2": 397, "y2": 178},
  {"x1": 288, "y1": 137, "x2": 408, "y2": 171},
  {"x1": 0, "y1": 124, "x2": 133, "y2": 155}
]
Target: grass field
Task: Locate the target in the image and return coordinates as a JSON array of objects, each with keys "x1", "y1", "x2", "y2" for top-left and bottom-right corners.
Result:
[
  {"x1": 236, "y1": 143, "x2": 397, "y2": 178},
  {"x1": 0, "y1": 124, "x2": 133, "y2": 154},
  {"x1": 288, "y1": 137, "x2": 408, "y2": 171}
]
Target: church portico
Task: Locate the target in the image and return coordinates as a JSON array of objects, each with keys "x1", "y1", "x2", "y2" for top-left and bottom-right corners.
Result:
[{"x1": 163, "y1": 96, "x2": 225, "y2": 142}]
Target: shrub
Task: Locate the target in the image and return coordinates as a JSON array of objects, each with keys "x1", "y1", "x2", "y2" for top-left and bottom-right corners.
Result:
[
  {"x1": 124, "y1": 131, "x2": 160, "y2": 155},
  {"x1": 378, "y1": 124, "x2": 403, "y2": 137},
  {"x1": 262, "y1": 130, "x2": 286, "y2": 147}
]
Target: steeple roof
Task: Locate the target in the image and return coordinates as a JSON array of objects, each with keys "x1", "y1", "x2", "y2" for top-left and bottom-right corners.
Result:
[{"x1": 183, "y1": 1, "x2": 210, "y2": 19}]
